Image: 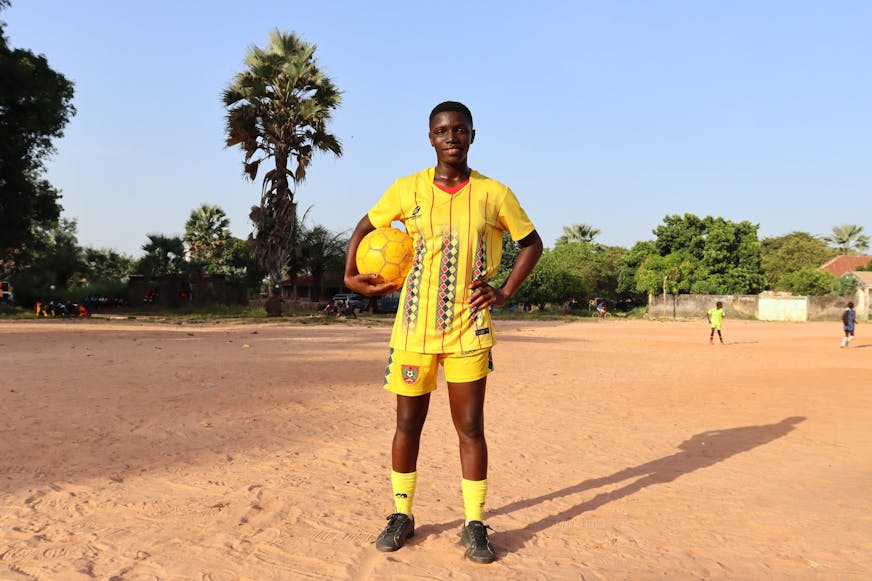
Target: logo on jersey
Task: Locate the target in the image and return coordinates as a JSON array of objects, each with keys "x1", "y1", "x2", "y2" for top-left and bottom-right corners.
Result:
[
  {"x1": 409, "y1": 205, "x2": 421, "y2": 221},
  {"x1": 401, "y1": 365, "x2": 420, "y2": 384}
]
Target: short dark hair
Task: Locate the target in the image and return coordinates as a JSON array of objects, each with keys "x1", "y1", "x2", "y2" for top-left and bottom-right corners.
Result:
[
  {"x1": 429, "y1": 101, "x2": 473, "y2": 126},
  {"x1": 848, "y1": 302, "x2": 854, "y2": 308}
]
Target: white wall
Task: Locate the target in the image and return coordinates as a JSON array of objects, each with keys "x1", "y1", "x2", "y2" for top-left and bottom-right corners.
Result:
[{"x1": 757, "y1": 296, "x2": 808, "y2": 322}]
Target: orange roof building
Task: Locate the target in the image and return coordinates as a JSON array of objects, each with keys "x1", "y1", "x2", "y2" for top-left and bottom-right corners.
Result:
[
  {"x1": 846, "y1": 271, "x2": 872, "y2": 321},
  {"x1": 818, "y1": 255, "x2": 872, "y2": 277}
]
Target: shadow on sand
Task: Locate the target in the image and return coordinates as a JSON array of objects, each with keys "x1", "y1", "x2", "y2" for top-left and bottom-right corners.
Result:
[{"x1": 416, "y1": 416, "x2": 806, "y2": 553}]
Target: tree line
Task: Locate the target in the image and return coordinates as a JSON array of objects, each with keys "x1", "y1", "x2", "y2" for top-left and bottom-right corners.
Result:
[
  {"x1": 4, "y1": 202, "x2": 349, "y2": 308},
  {"x1": 2, "y1": 3, "x2": 869, "y2": 313},
  {"x1": 489, "y1": 219, "x2": 868, "y2": 312}
]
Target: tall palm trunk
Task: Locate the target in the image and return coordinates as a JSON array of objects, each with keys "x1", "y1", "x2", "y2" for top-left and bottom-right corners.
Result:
[
  {"x1": 223, "y1": 30, "x2": 344, "y2": 313},
  {"x1": 276, "y1": 150, "x2": 295, "y2": 298},
  {"x1": 257, "y1": 149, "x2": 297, "y2": 299}
]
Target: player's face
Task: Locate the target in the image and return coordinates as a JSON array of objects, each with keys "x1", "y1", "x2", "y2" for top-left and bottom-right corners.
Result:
[{"x1": 429, "y1": 112, "x2": 474, "y2": 165}]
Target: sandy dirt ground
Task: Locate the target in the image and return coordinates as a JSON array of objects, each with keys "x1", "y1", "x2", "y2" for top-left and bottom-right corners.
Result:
[{"x1": 0, "y1": 316, "x2": 870, "y2": 580}]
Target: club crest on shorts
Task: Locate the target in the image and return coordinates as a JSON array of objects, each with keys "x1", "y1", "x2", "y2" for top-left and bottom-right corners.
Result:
[{"x1": 401, "y1": 364, "x2": 419, "y2": 384}]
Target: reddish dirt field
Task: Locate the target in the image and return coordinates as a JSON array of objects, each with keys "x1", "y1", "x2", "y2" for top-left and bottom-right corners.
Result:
[{"x1": 0, "y1": 317, "x2": 870, "y2": 580}]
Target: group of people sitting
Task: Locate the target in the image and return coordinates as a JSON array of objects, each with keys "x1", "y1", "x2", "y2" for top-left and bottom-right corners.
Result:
[{"x1": 33, "y1": 299, "x2": 90, "y2": 318}]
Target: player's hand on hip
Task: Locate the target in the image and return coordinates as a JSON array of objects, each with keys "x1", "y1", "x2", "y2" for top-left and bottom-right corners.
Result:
[{"x1": 469, "y1": 279, "x2": 506, "y2": 311}]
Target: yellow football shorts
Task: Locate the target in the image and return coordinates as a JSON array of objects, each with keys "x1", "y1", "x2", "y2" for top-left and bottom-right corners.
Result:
[{"x1": 384, "y1": 348, "x2": 493, "y2": 396}]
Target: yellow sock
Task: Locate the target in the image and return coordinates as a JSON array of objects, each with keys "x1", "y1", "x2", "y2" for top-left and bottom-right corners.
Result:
[
  {"x1": 461, "y1": 478, "x2": 488, "y2": 523},
  {"x1": 390, "y1": 470, "x2": 417, "y2": 516}
]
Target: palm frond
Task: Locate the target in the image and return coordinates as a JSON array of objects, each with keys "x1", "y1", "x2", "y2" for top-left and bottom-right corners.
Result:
[{"x1": 244, "y1": 160, "x2": 261, "y2": 181}]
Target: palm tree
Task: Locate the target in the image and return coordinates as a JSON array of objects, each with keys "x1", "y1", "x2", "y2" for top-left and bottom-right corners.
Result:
[
  {"x1": 300, "y1": 224, "x2": 348, "y2": 301},
  {"x1": 184, "y1": 204, "x2": 231, "y2": 270},
  {"x1": 823, "y1": 224, "x2": 870, "y2": 254},
  {"x1": 557, "y1": 223, "x2": 601, "y2": 245},
  {"x1": 223, "y1": 30, "x2": 342, "y2": 300},
  {"x1": 138, "y1": 234, "x2": 185, "y2": 276}
]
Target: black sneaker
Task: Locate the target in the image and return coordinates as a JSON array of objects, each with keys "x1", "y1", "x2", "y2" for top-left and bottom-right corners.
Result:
[
  {"x1": 459, "y1": 520, "x2": 496, "y2": 563},
  {"x1": 375, "y1": 513, "x2": 414, "y2": 552}
]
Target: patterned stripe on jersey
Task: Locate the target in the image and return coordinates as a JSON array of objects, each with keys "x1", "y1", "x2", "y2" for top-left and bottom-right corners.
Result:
[
  {"x1": 470, "y1": 237, "x2": 488, "y2": 323},
  {"x1": 383, "y1": 347, "x2": 395, "y2": 386},
  {"x1": 403, "y1": 236, "x2": 427, "y2": 329},
  {"x1": 437, "y1": 233, "x2": 460, "y2": 332}
]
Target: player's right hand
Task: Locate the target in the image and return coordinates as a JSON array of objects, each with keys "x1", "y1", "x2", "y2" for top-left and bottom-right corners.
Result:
[{"x1": 344, "y1": 273, "x2": 398, "y2": 297}]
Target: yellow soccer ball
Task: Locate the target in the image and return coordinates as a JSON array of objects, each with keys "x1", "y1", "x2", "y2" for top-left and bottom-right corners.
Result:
[{"x1": 356, "y1": 227, "x2": 414, "y2": 287}]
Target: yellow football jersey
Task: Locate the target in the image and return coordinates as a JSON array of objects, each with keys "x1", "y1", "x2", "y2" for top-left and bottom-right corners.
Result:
[{"x1": 368, "y1": 168, "x2": 535, "y2": 354}]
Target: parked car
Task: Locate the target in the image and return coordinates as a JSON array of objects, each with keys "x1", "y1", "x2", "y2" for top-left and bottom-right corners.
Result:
[
  {"x1": 332, "y1": 293, "x2": 369, "y2": 313},
  {"x1": 378, "y1": 291, "x2": 401, "y2": 313}
]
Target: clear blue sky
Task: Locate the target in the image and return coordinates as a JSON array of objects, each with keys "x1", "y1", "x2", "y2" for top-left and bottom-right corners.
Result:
[{"x1": 6, "y1": 1, "x2": 871, "y2": 257}]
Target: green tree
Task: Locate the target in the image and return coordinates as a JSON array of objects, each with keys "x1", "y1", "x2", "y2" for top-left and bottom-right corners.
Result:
[
  {"x1": 697, "y1": 217, "x2": 764, "y2": 294},
  {"x1": 137, "y1": 234, "x2": 185, "y2": 276},
  {"x1": 635, "y1": 251, "x2": 698, "y2": 296},
  {"x1": 761, "y1": 232, "x2": 838, "y2": 289},
  {"x1": 8, "y1": 218, "x2": 84, "y2": 305},
  {"x1": 616, "y1": 240, "x2": 656, "y2": 303},
  {"x1": 776, "y1": 267, "x2": 835, "y2": 296},
  {"x1": 549, "y1": 242, "x2": 626, "y2": 303},
  {"x1": 556, "y1": 223, "x2": 601, "y2": 245},
  {"x1": 823, "y1": 224, "x2": 870, "y2": 254},
  {"x1": 549, "y1": 242, "x2": 593, "y2": 294},
  {"x1": 223, "y1": 30, "x2": 342, "y2": 297},
  {"x1": 222, "y1": 237, "x2": 264, "y2": 286},
  {"x1": 0, "y1": 4, "x2": 75, "y2": 272},
  {"x1": 512, "y1": 248, "x2": 584, "y2": 309},
  {"x1": 81, "y1": 247, "x2": 135, "y2": 284},
  {"x1": 498, "y1": 232, "x2": 520, "y2": 276},
  {"x1": 587, "y1": 245, "x2": 628, "y2": 303},
  {"x1": 184, "y1": 204, "x2": 231, "y2": 271},
  {"x1": 34, "y1": 218, "x2": 83, "y2": 288},
  {"x1": 507, "y1": 241, "x2": 626, "y2": 310},
  {"x1": 489, "y1": 232, "x2": 521, "y2": 291},
  {"x1": 644, "y1": 214, "x2": 764, "y2": 295},
  {"x1": 653, "y1": 214, "x2": 707, "y2": 257}
]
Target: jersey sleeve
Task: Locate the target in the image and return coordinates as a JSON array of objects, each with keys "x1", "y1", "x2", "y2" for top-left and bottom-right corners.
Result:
[
  {"x1": 497, "y1": 187, "x2": 536, "y2": 241},
  {"x1": 367, "y1": 180, "x2": 403, "y2": 228}
]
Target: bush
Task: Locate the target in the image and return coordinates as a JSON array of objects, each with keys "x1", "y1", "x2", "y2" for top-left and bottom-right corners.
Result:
[
  {"x1": 835, "y1": 274, "x2": 859, "y2": 297},
  {"x1": 625, "y1": 306, "x2": 649, "y2": 319},
  {"x1": 0, "y1": 303, "x2": 20, "y2": 315},
  {"x1": 775, "y1": 268, "x2": 835, "y2": 295},
  {"x1": 65, "y1": 281, "x2": 128, "y2": 304}
]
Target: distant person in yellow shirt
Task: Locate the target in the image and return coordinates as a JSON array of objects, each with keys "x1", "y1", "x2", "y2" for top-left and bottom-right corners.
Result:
[
  {"x1": 707, "y1": 301, "x2": 725, "y2": 344},
  {"x1": 344, "y1": 101, "x2": 542, "y2": 563}
]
